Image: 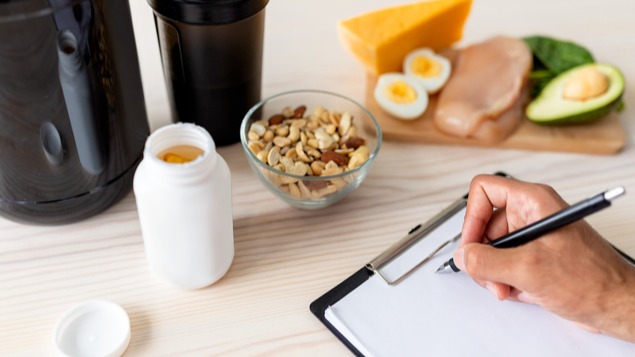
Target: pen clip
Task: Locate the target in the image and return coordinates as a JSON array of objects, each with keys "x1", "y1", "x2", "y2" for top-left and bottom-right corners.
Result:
[{"x1": 385, "y1": 232, "x2": 461, "y2": 285}]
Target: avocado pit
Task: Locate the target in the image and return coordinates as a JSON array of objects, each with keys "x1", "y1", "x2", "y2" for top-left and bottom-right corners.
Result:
[{"x1": 563, "y1": 67, "x2": 609, "y2": 101}]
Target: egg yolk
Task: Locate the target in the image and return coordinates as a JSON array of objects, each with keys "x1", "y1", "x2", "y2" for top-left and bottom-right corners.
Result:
[
  {"x1": 385, "y1": 80, "x2": 418, "y2": 104},
  {"x1": 410, "y1": 55, "x2": 442, "y2": 78}
]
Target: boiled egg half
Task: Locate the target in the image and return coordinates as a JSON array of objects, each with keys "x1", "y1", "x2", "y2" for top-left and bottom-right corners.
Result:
[
  {"x1": 403, "y1": 48, "x2": 451, "y2": 94},
  {"x1": 374, "y1": 73, "x2": 428, "y2": 120}
]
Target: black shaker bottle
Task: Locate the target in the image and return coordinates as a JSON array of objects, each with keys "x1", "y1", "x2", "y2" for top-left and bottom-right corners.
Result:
[
  {"x1": 0, "y1": 0, "x2": 149, "y2": 225},
  {"x1": 147, "y1": 0, "x2": 269, "y2": 146}
]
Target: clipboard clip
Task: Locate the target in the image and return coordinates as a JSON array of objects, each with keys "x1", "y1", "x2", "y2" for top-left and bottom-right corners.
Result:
[{"x1": 366, "y1": 197, "x2": 467, "y2": 285}]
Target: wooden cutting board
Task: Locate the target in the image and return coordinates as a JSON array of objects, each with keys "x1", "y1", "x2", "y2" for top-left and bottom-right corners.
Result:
[{"x1": 363, "y1": 74, "x2": 626, "y2": 155}]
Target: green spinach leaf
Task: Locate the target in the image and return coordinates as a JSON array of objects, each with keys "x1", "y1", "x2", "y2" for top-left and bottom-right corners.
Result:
[
  {"x1": 523, "y1": 35, "x2": 595, "y2": 74},
  {"x1": 523, "y1": 35, "x2": 595, "y2": 97}
]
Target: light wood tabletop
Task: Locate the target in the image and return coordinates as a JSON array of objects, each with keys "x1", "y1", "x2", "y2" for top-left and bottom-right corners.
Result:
[{"x1": 2, "y1": 0, "x2": 634, "y2": 355}]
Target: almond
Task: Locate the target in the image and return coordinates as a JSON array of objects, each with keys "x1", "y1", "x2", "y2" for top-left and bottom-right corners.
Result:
[
  {"x1": 293, "y1": 105, "x2": 307, "y2": 119},
  {"x1": 302, "y1": 180, "x2": 328, "y2": 190},
  {"x1": 343, "y1": 137, "x2": 365, "y2": 149},
  {"x1": 268, "y1": 114, "x2": 285, "y2": 125},
  {"x1": 320, "y1": 150, "x2": 349, "y2": 166}
]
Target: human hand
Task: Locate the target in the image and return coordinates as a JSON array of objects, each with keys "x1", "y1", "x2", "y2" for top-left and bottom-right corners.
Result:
[{"x1": 454, "y1": 174, "x2": 635, "y2": 342}]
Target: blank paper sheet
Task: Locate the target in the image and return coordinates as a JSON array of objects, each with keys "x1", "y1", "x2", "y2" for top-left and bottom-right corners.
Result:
[{"x1": 325, "y1": 209, "x2": 635, "y2": 357}]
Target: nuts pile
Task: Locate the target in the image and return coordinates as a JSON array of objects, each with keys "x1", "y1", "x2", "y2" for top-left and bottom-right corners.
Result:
[{"x1": 246, "y1": 105, "x2": 371, "y2": 199}]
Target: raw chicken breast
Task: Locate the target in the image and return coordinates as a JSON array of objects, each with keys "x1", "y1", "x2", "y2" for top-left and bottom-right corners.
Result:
[{"x1": 434, "y1": 36, "x2": 532, "y2": 142}]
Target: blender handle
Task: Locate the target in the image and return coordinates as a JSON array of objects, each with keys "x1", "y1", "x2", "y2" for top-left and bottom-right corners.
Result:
[{"x1": 57, "y1": 29, "x2": 105, "y2": 175}]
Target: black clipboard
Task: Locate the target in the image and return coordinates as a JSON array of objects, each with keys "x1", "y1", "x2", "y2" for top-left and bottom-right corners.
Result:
[
  {"x1": 310, "y1": 194, "x2": 469, "y2": 357},
  {"x1": 310, "y1": 173, "x2": 635, "y2": 357},
  {"x1": 310, "y1": 267, "x2": 372, "y2": 356}
]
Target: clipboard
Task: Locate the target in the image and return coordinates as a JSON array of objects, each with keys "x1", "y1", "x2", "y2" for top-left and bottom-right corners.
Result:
[{"x1": 310, "y1": 174, "x2": 635, "y2": 357}]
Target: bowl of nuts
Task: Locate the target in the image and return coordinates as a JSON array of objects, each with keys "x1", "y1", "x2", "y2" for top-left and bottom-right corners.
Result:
[{"x1": 240, "y1": 89, "x2": 382, "y2": 209}]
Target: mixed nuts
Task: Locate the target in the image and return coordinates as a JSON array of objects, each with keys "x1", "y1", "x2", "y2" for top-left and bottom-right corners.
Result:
[{"x1": 246, "y1": 105, "x2": 371, "y2": 199}]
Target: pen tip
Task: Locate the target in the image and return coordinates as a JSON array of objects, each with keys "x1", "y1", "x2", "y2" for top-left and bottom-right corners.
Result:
[
  {"x1": 434, "y1": 264, "x2": 446, "y2": 274},
  {"x1": 435, "y1": 260, "x2": 459, "y2": 274}
]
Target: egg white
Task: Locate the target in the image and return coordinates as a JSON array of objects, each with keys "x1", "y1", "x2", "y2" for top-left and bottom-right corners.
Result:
[
  {"x1": 374, "y1": 73, "x2": 428, "y2": 120},
  {"x1": 403, "y1": 48, "x2": 452, "y2": 94}
]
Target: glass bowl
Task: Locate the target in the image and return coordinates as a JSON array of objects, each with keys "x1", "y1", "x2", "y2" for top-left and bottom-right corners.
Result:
[{"x1": 240, "y1": 90, "x2": 382, "y2": 210}]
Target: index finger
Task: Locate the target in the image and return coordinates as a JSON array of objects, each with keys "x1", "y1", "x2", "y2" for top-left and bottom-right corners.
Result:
[{"x1": 461, "y1": 174, "x2": 517, "y2": 246}]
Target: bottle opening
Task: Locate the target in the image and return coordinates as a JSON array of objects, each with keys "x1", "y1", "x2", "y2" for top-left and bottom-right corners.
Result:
[
  {"x1": 158, "y1": 145, "x2": 205, "y2": 164},
  {"x1": 146, "y1": 123, "x2": 215, "y2": 168}
]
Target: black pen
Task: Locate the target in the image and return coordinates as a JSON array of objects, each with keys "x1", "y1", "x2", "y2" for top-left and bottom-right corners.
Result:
[{"x1": 435, "y1": 186, "x2": 626, "y2": 274}]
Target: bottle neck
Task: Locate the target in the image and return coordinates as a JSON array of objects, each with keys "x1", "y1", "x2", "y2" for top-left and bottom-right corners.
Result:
[{"x1": 143, "y1": 123, "x2": 218, "y2": 184}]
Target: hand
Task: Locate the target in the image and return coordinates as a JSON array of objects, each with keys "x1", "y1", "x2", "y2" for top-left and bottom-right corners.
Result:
[{"x1": 454, "y1": 174, "x2": 635, "y2": 342}]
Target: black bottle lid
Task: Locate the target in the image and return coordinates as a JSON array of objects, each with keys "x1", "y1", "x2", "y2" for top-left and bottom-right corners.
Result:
[{"x1": 147, "y1": 0, "x2": 269, "y2": 25}]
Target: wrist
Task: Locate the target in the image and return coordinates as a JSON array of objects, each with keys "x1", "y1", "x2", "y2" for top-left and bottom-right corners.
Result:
[{"x1": 598, "y1": 262, "x2": 635, "y2": 342}]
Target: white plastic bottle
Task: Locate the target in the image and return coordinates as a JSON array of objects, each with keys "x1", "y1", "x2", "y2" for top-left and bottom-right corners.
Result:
[{"x1": 133, "y1": 123, "x2": 234, "y2": 289}]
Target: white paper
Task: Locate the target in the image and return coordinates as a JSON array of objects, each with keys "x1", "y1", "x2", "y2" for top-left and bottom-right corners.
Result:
[{"x1": 326, "y1": 208, "x2": 635, "y2": 357}]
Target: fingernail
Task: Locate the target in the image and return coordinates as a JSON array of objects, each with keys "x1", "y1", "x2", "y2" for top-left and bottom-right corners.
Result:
[
  {"x1": 518, "y1": 292, "x2": 536, "y2": 304},
  {"x1": 454, "y1": 247, "x2": 466, "y2": 271},
  {"x1": 484, "y1": 282, "x2": 498, "y2": 299}
]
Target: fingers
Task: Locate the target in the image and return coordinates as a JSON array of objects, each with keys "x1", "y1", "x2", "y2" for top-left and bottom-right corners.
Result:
[
  {"x1": 454, "y1": 243, "x2": 522, "y2": 286},
  {"x1": 510, "y1": 289, "x2": 541, "y2": 306},
  {"x1": 456, "y1": 174, "x2": 570, "y2": 302},
  {"x1": 574, "y1": 322, "x2": 601, "y2": 334},
  {"x1": 469, "y1": 174, "x2": 515, "y2": 209},
  {"x1": 453, "y1": 244, "x2": 513, "y2": 300},
  {"x1": 461, "y1": 174, "x2": 566, "y2": 246},
  {"x1": 461, "y1": 174, "x2": 520, "y2": 245},
  {"x1": 461, "y1": 175, "x2": 503, "y2": 245},
  {"x1": 483, "y1": 209, "x2": 509, "y2": 242}
]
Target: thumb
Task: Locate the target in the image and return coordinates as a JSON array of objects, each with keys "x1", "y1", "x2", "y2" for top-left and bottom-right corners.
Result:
[{"x1": 454, "y1": 243, "x2": 518, "y2": 285}]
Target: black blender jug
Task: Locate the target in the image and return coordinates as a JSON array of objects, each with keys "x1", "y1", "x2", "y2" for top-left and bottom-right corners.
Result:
[
  {"x1": 0, "y1": 0, "x2": 149, "y2": 224},
  {"x1": 147, "y1": 0, "x2": 268, "y2": 146}
]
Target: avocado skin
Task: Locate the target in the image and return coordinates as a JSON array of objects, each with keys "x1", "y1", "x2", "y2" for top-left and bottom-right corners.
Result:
[
  {"x1": 526, "y1": 63, "x2": 624, "y2": 125},
  {"x1": 530, "y1": 96, "x2": 622, "y2": 125}
]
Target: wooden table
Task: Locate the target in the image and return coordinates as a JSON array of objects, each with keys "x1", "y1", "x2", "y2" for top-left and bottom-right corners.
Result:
[{"x1": 2, "y1": 0, "x2": 634, "y2": 355}]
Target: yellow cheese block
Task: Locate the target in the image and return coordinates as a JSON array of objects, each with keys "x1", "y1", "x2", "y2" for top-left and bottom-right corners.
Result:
[{"x1": 338, "y1": 0, "x2": 472, "y2": 75}]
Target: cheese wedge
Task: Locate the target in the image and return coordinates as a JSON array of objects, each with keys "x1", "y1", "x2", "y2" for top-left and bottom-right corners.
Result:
[{"x1": 338, "y1": 0, "x2": 472, "y2": 75}]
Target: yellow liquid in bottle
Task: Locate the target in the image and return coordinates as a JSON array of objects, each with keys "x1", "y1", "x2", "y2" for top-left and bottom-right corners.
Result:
[{"x1": 158, "y1": 145, "x2": 204, "y2": 164}]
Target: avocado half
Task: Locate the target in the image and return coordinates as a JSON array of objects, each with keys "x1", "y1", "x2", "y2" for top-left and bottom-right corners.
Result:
[{"x1": 526, "y1": 63, "x2": 624, "y2": 124}]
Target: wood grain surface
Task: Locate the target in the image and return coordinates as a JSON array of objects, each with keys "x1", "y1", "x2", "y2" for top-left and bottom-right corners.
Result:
[{"x1": 1, "y1": 0, "x2": 635, "y2": 356}]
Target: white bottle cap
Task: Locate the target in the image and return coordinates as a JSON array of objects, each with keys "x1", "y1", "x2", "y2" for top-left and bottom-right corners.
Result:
[{"x1": 54, "y1": 300, "x2": 131, "y2": 357}]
